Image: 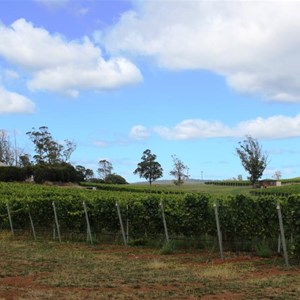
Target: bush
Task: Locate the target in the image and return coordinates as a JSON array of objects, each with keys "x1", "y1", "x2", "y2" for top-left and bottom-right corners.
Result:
[
  {"x1": 0, "y1": 166, "x2": 31, "y2": 182},
  {"x1": 32, "y1": 164, "x2": 79, "y2": 183}
]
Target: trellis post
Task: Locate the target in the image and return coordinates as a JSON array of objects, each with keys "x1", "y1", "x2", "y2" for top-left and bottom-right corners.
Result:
[
  {"x1": 160, "y1": 201, "x2": 170, "y2": 243},
  {"x1": 52, "y1": 201, "x2": 61, "y2": 243},
  {"x1": 27, "y1": 205, "x2": 36, "y2": 240},
  {"x1": 6, "y1": 203, "x2": 14, "y2": 236},
  {"x1": 276, "y1": 203, "x2": 289, "y2": 267},
  {"x1": 214, "y1": 202, "x2": 224, "y2": 260},
  {"x1": 83, "y1": 201, "x2": 93, "y2": 245},
  {"x1": 116, "y1": 202, "x2": 127, "y2": 246}
]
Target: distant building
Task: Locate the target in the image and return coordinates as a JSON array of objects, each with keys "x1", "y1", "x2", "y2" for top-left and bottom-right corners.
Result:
[{"x1": 259, "y1": 179, "x2": 281, "y2": 188}]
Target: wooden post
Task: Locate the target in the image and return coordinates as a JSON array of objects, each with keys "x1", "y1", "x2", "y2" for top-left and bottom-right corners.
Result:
[
  {"x1": 214, "y1": 202, "x2": 224, "y2": 260},
  {"x1": 52, "y1": 201, "x2": 61, "y2": 243},
  {"x1": 126, "y1": 204, "x2": 129, "y2": 244},
  {"x1": 83, "y1": 201, "x2": 93, "y2": 245},
  {"x1": 116, "y1": 202, "x2": 127, "y2": 246},
  {"x1": 160, "y1": 202, "x2": 170, "y2": 243},
  {"x1": 276, "y1": 203, "x2": 289, "y2": 267},
  {"x1": 6, "y1": 203, "x2": 14, "y2": 236},
  {"x1": 27, "y1": 205, "x2": 36, "y2": 240}
]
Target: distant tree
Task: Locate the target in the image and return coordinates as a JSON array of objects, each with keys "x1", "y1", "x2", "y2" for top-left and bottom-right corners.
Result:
[
  {"x1": 0, "y1": 130, "x2": 14, "y2": 165},
  {"x1": 85, "y1": 168, "x2": 94, "y2": 181},
  {"x1": 97, "y1": 159, "x2": 113, "y2": 180},
  {"x1": 169, "y1": 155, "x2": 189, "y2": 186},
  {"x1": 273, "y1": 170, "x2": 282, "y2": 180},
  {"x1": 26, "y1": 126, "x2": 76, "y2": 165},
  {"x1": 236, "y1": 136, "x2": 269, "y2": 187},
  {"x1": 105, "y1": 173, "x2": 128, "y2": 184},
  {"x1": 76, "y1": 165, "x2": 95, "y2": 182},
  {"x1": 237, "y1": 174, "x2": 243, "y2": 181},
  {"x1": 19, "y1": 154, "x2": 32, "y2": 167},
  {"x1": 133, "y1": 149, "x2": 163, "y2": 185}
]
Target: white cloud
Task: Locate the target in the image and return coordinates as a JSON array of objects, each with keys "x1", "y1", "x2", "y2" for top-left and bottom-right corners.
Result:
[
  {"x1": 0, "y1": 86, "x2": 35, "y2": 114},
  {"x1": 137, "y1": 115, "x2": 300, "y2": 140},
  {"x1": 129, "y1": 125, "x2": 150, "y2": 140},
  {"x1": 0, "y1": 19, "x2": 142, "y2": 96},
  {"x1": 98, "y1": 1, "x2": 300, "y2": 102},
  {"x1": 154, "y1": 120, "x2": 231, "y2": 140}
]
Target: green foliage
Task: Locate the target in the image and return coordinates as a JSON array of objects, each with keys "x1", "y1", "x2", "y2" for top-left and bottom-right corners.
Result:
[
  {"x1": 133, "y1": 149, "x2": 163, "y2": 185},
  {"x1": 0, "y1": 182, "x2": 300, "y2": 258},
  {"x1": 32, "y1": 164, "x2": 79, "y2": 183},
  {"x1": 104, "y1": 174, "x2": 128, "y2": 184},
  {"x1": 0, "y1": 166, "x2": 31, "y2": 182},
  {"x1": 236, "y1": 136, "x2": 269, "y2": 185},
  {"x1": 255, "y1": 240, "x2": 272, "y2": 258},
  {"x1": 159, "y1": 241, "x2": 175, "y2": 255}
]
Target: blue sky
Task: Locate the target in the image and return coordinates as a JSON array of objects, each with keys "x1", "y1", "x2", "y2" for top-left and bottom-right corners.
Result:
[{"x1": 1, "y1": 0, "x2": 300, "y2": 182}]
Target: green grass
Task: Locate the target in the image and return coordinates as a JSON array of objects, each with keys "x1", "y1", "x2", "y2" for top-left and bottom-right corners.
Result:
[
  {"x1": 0, "y1": 232, "x2": 299, "y2": 299},
  {"x1": 130, "y1": 182, "x2": 254, "y2": 196}
]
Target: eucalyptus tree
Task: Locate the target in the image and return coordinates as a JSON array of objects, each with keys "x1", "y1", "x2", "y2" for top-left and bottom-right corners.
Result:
[
  {"x1": 26, "y1": 126, "x2": 76, "y2": 165},
  {"x1": 169, "y1": 155, "x2": 189, "y2": 186},
  {"x1": 236, "y1": 135, "x2": 269, "y2": 187},
  {"x1": 133, "y1": 149, "x2": 163, "y2": 185}
]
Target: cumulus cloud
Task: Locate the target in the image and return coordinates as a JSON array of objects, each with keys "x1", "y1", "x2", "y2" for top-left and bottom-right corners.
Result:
[
  {"x1": 0, "y1": 19, "x2": 142, "y2": 96},
  {"x1": 129, "y1": 125, "x2": 150, "y2": 140},
  {"x1": 136, "y1": 115, "x2": 300, "y2": 140},
  {"x1": 98, "y1": 1, "x2": 300, "y2": 102},
  {"x1": 0, "y1": 86, "x2": 35, "y2": 114}
]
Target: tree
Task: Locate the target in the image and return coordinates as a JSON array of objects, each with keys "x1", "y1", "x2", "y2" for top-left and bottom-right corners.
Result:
[
  {"x1": 236, "y1": 136, "x2": 269, "y2": 187},
  {"x1": 19, "y1": 154, "x2": 31, "y2": 167},
  {"x1": 26, "y1": 126, "x2": 76, "y2": 165},
  {"x1": 133, "y1": 149, "x2": 163, "y2": 185},
  {"x1": 273, "y1": 170, "x2": 282, "y2": 180},
  {"x1": 0, "y1": 130, "x2": 14, "y2": 165},
  {"x1": 76, "y1": 165, "x2": 95, "y2": 182},
  {"x1": 169, "y1": 155, "x2": 189, "y2": 186},
  {"x1": 97, "y1": 159, "x2": 113, "y2": 180}
]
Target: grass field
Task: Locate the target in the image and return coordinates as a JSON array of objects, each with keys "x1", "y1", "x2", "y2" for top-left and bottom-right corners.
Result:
[{"x1": 0, "y1": 232, "x2": 299, "y2": 300}]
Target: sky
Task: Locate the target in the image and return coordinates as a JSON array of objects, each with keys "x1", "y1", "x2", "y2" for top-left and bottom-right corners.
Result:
[{"x1": 1, "y1": 0, "x2": 300, "y2": 183}]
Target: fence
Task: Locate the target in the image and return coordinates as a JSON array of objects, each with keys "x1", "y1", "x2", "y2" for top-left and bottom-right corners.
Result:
[{"x1": 1, "y1": 193, "x2": 298, "y2": 266}]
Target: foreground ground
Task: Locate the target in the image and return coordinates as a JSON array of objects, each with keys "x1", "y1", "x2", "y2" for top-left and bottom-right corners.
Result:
[{"x1": 0, "y1": 233, "x2": 299, "y2": 300}]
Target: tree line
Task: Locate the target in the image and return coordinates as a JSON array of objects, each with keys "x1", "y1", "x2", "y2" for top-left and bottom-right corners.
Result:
[{"x1": 0, "y1": 127, "x2": 270, "y2": 186}]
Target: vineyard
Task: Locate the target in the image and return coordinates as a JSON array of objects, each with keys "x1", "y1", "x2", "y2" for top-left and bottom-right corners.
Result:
[{"x1": 0, "y1": 182, "x2": 300, "y2": 260}]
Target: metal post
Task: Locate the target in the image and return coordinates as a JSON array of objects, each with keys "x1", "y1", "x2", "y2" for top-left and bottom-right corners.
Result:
[
  {"x1": 6, "y1": 203, "x2": 14, "y2": 236},
  {"x1": 27, "y1": 205, "x2": 36, "y2": 240},
  {"x1": 276, "y1": 203, "x2": 289, "y2": 267},
  {"x1": 160, "y1": 202, "x2": 170, "y2": 243},
  {"x1": 116, "y1": 202, "x2": 127, "y2": 246},
  {"x1": 214, "y1": 202, "x2": 224, "y2": 260},
  {"x1": 83, "y1": 201, "x2": 93, "y2": 245},
  {"x1": 52, "y1": 201, "x2": 61, "y2": 243}
]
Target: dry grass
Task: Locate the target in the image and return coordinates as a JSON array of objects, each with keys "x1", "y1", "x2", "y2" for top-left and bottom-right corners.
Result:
[{"x1": 0, "y1": 232, "x2": 299, "y2": 299}]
